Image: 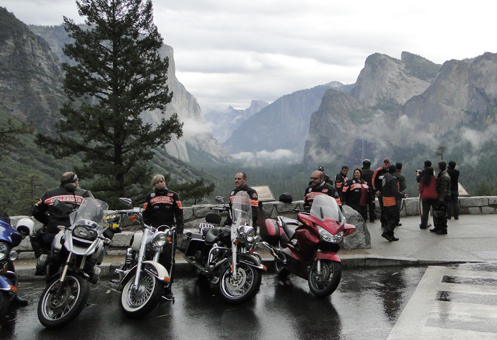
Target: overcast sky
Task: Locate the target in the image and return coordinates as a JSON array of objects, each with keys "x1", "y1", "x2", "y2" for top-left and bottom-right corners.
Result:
[{"x1": 3, "y1": 0, "x2": 497, "y2": 112}]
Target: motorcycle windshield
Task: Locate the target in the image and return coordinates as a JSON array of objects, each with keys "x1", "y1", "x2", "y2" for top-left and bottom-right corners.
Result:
[
  {"x1": 231, "y1": 191, "x2": 252, "y2": 227},
  {"x1": 69, "y1": 198, "x2": 109, "y2": 229},
  {"x1": 310, "y1": 194, "x2": 344, "y2": 225}
]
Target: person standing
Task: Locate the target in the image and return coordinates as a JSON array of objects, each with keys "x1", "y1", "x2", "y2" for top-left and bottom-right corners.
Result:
[
  {"x1": 318, "y1": 166, "x2": 333, "y2": 185},
  {"x1": 432, "y1": 161, "x2": 451, "y2": 235},
  {"x1": 381, "y1": 164, "x2": 407, "y2": 241},
  {"x1": 304, "y1": 170, "x2": 341, "y2": 209},
  {"x1": 372, "y1": 158, "x2": 391, "y2": 228},
  {"x1": 362, "y1": 159, "x2": 376, "y2": 222},
  {"x1": 31, "y1": 172, "x2": 93, "y2": 273},
  {"x1": 447, "y1": 161, "x2": 460, "y2": 220},
  {"x1": 334, "y1": 166, "x2": 349, "y2": 199},
  {"x1": 418, "y1": 167, "x2": 437, "y2": 229},
  {"x1": 394, "y1": 162, "x2": 407, "y2": 226},
  {"x1": 342, "y1": 168, "x2": 369, "y2": 220},
  {"x1": 225, "y1": 172, "x2": 259, "y2": 228},
  {"x1": 143, "y1": 174, "x2": 184, "y2": 299}
]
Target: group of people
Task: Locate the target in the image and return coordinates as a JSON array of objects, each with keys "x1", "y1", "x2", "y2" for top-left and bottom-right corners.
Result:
[
  {"x1": 305, "y1": 158, "x2": 460, "y2": 243},
  {"x1": 417, "y1": 160, "x2": 460, "y2": 235}
]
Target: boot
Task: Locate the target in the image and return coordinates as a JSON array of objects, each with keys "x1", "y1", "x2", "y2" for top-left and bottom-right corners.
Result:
[
  {"x1": 429, "y1": 226, "x2": 440, "y2": 233},
  {"x1": 436, "y1": 228, "x2": 447, "y2": 235},
  {"x1": 162, "y1": 286, "x2": 174, "y2": 302},
  {"x1": 381, "y1": 231, "x2": 399, "y2": 242}
]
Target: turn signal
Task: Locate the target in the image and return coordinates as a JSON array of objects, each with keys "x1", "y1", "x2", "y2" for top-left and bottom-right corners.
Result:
[
  {"x1": 163, "y1": 277, "x2": 171, "y2": 283},
  {"x1": 129, "y1": 215, "x2": 137, "y2": 223}
]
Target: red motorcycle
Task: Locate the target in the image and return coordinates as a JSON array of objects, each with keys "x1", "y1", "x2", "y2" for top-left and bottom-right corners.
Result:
[{"x1": 261, "y1": 194, "x2": 355, "y2": 297}]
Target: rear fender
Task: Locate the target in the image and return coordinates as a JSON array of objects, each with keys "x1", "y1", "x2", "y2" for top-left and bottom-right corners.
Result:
[{"x1": 315, "y1": 251, "x2": 341, "y2": 263}]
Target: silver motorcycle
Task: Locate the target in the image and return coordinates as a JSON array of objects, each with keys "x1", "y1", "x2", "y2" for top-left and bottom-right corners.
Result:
[{"x1": 114, "y1": 198, "x2": 175, "y2": 318}]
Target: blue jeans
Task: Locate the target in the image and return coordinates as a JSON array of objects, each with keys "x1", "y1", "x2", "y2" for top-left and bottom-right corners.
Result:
[{"x1": 447, "y1": 191, "x2": 459, "y2": 219}]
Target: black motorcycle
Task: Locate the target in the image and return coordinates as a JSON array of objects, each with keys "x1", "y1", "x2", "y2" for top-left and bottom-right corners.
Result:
[{"x1": 180, "y1": 192, "x2": 266, "y2": 304}]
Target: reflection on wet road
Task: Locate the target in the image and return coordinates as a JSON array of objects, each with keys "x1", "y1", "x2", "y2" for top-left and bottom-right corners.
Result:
[{"x1": 0, "y1": 266, "x2": 427, "y2": 340}]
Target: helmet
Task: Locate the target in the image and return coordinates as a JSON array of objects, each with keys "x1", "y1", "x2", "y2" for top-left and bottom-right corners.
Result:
[
  {"x1": 279, "y1": 193, "x2": 293, "y2": 203},
  {"x1": 16, "y1": 218, "x2": 34, "y2": 236},
  {"x1": 362, "y1": 159, "x2": 371, "y2": 167}
]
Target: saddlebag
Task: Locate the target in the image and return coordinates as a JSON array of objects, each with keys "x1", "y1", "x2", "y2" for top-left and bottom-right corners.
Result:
[
  {"x1": 261, "y1": 219, "x2": 280, "y2": 246},
  {"x1": 182, "y1": 232, "x2": 204, "y2": 257}
]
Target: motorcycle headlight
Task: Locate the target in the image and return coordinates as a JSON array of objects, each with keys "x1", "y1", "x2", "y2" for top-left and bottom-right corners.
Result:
[
  {"x1": 318, "y1": 226, "x2": 343, "y2": 243},
  {"x1": 238, "y1": 225, "x2": 256, "y2": 244},
  {"x1": 0, "y1": 242, "x2": 9, "y2": 261},
  {"x1": 152, "y1": 232, "x2": 167, "y2": 248},
  {"x1": 73, "y1": 226, "x2": 98, "y2": 241}
]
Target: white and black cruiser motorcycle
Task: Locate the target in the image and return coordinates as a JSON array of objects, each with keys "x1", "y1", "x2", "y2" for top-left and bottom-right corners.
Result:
[
  {"x1": 114, "y1": 198, "x2": 176, "y2": 318},
  {"x1": 181, "y1": 191, "x2": 266, "y2": 304},
  {"x1": 37, "y1": 197, "x2": 112, "y2": 329}
]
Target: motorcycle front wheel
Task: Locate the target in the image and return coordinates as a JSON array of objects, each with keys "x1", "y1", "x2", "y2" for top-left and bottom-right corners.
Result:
[
  {"x1": 0, "y1": 291, "x2": 9, "y2": 325},
  {"x1": 308, "y1": 260, "x2": 341, "y2": 297},
  {"x1": 37, "y1": 274, "x2": 89, "y2": 329},
  {"x1": 120, "y1": 268, "x2": 164, "y2": 318},
  {"x1": 218, "y1": 262, "x2": 261, "y2": 305}
]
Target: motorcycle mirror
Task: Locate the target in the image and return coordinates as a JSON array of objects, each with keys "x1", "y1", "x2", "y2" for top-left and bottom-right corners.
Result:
[
  {"x1": 215, "y1": 196, "x2": 225, "y2": 204},
  {"x1": 119, "y1": 198, "x2": 132, "y2": 206}
]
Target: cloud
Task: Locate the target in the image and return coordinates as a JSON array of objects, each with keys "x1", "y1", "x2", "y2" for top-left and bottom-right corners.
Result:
[
  {"x1": 4, "y1": 0, "x2": 497, "y2": 112},
  {"x1": 232, "y1": 149, "x2": 300, "y2": 166}
]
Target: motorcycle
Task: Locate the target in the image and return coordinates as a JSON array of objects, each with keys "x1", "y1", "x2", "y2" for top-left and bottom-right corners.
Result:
[
  {"x1": 180, "y1": 191, "x2": 266, "y2": 304},
  {"x1": 261, "y1": 194, "x2": 355, "y2": 297},
  {"x1": 37, "y1": 197, "x2": 113, "y2": 329},
  {"x1": 0, "y1": 217, "x2": 33, "y2": 324},
  {"x1": 113, "y1": 198, "x2": 175, "y2": 318}
]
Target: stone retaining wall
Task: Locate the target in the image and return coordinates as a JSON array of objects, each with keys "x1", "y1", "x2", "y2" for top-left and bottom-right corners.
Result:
[{"x1": 10, "y1": 196, "x2": 497, "y2": 258}]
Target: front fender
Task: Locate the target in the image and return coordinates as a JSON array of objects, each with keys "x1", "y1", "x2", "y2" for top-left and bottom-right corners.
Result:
[
  {"x1": 315, "y1": 251, "x2": 341, "y2": 262},
  {"x1": 120, "y1": 261, "x2": 170, "y2": 288},
  {"x1": 0, "y1": 275, "x2": 14, "y2": 291},
  {"x1": 227, "y1": 253, "x2": 267, "y2": 272}
]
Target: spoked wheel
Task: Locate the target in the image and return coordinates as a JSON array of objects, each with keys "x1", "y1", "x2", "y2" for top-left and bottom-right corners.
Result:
[
  {"x1": 218, "y1": 262, "x2": 261, "y2": 305},
  {"x1": 37, "y1": 274, "x2": 89, "y2": 329},
  {"x1": 308, "y1": 260, "x2": 341, "y2": 298},
  {"x1": 120, "y1": 268, "x2": 164, "y2": 318}
]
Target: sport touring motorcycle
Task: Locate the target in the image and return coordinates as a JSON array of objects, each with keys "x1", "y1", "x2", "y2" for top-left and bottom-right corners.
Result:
[
  {"x1": 261, "y1": 194, "x2": 355, "y2": 297},
  {"x1": 181, "y1": 191, "x2": 266, "y2": 304}
]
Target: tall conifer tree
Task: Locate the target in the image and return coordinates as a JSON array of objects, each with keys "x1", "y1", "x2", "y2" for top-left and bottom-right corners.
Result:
[{"x1": 37, "y1": 0, "x2": 183, "y2": 205}]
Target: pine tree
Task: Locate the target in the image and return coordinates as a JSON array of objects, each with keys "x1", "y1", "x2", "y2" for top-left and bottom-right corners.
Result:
[
  {"x1": 36, "y1": 0, "x2": 183, "y2": 206},
  {"x1": 171, "y1": 179, "x2": 215, "y2": 205}
]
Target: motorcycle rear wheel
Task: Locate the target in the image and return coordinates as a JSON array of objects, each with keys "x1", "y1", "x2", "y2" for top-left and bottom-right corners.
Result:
[
  {"x1": 308, "y1": 260, "x2": 341, "y2": 298},
  {"x1": 218, "y1": 262, "x2": 261, "y2": 305},
  {"x1": 37, "y1": 274, "x2": 89, "y2": 329},
  {"x1": 120, "y1": 268, "x2": 164, "y2": 318}
]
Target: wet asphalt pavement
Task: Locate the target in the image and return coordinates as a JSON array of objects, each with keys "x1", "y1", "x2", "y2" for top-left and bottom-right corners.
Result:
[{"x1": 0, "y1": 266, "x2": 428, "y2": 340}]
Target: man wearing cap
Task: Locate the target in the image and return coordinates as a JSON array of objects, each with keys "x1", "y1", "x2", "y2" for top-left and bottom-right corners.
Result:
[
  {"x1": 381, "y1": 164, "x2": 407, "y2": 241},
  {"x1": 372, "y1": 159, "x2": 391, "y2": 228},
  {"x1": 31, "y1": 172, "x2": 93, "y2": 271},
  {"x1": 318, "y1": 166, "x2": 333, "y2": 185},
  {"x1": 142, "y1": 174, "x2": 184, "y2": 300}
]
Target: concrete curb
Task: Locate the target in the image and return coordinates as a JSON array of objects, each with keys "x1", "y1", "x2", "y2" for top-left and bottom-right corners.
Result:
[{"x1": 15, "y1": 255, "x2": 479, "y2": 281}]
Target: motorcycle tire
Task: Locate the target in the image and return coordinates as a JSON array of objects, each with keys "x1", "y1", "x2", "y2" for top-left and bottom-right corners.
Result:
[
  {"x1": 218, "y1": 262, "x2": 261, "y2": 305},
  {"x1": 120, "y1": 268, "x2": 164, "y2": 318},
  {"x1": 37, "y1": 273, "x2": 90, "y2": 329},
  {"x1": 308, "y1": 260, "x2": 341, "y2": 298},
  {"x1": 0, "y1": 291, "x2": 9, "y2": 325}
]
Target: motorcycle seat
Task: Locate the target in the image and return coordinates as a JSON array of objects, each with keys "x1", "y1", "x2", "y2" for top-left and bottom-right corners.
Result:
[
  {"x1": 279, "y1": 216, "x2": 299, "y2": 239},
  {"x1": 205, "y1": 228, "x2": 219, "y2": 244}
]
